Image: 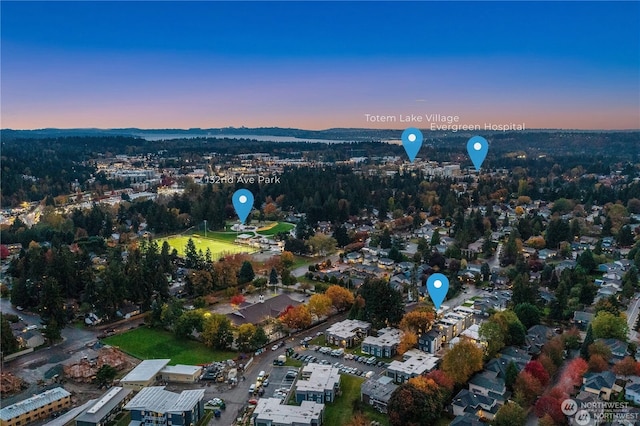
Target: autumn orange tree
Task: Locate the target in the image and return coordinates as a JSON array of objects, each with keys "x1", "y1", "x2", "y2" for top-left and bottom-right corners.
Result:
[
  {"x1": 325, "y1": 285, "x2": 354, "y2": 312},
  {"x1": 441, "y1": 340, "x2": 483, "y2": 384},
  {"x1": 280, "y1": 304, "x2": 312, "y2": 330},
  {"x1": 399, "y1": 307, "x2": 435, "y2": 334},
  {"x1": 307, "y1": 294, "x2": 332, "y2": 317},
  {"x1": 387, "y1": 376, "x2": 448, "y2": 426},
  {"x1": 397, "y1": 331, "x2": 417, "y2": 355},
  {"x1": 513, "y1": 371, "x2": 543, "y2": 407},
  {"x1": 613, "y1": 356, "x2": 639, "y2": 376}
]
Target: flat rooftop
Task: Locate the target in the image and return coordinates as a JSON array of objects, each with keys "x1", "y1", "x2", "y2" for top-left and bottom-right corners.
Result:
[
  {"x1": 252, "y1": 398, "x2": 324, "y2": 424},
  {"x1": 121, "y1": 359, "x2": 170, "y2": 383}
]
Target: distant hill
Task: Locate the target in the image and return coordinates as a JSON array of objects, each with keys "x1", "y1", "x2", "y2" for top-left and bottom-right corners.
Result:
[{"x1": 3, "y1": 126, "x2": 637, "y2": 142}]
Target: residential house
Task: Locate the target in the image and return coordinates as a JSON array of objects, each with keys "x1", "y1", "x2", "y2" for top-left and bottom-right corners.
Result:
[
  {"x1": 596, "y1": 339, "x2": 629, "y2": 363},
  {"x1": 468, "y1": 371, "x2": 508, "y2": 402},
  {"x1": 572, "y1": 311, "x2": 594, "y2": 330},
  {"x1": 361, "y1": 328, "x2": 404, "y2": 358},
  {"x1": 625, "y1": 383, "x2": 640, "y2": 404},
  {"x1": 581, "y1": 371, "x2": 622, "y2": 401},
  {"x1": 360, "y1": 376, "x2": 398, "y2": 414},
  {"x1": 450, "y1": 415, "x2": 484, "y2": 426},
  {"x1": 16, "y1": 330, "x2": 45, "y2": 349},
  {"x1": 451, "y1": 389, "x2": 501, "y2": 422},
  {"x1": 418, "y1": 329, "x2": 443, "y2": 354},
  {"x1": 523, "y1": 325, "x2": 554, "y2": 356}
]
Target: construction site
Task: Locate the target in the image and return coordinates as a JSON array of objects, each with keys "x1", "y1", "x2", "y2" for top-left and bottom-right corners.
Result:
[
  {"x1": 0, "y1": 372, "x2": 26, "y2": 397},
  {"x1": 63, "y1": 347, "x2": 131, "y2": 383}
]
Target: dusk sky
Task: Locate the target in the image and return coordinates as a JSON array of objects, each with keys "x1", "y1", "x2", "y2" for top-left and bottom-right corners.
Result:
[{"x1": 2, "y1": 1, "x2": 639, "y2": 130}]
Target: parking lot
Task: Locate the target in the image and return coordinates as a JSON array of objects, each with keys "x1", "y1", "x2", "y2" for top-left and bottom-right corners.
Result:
[
  {"x1": 262, "y1": 366, "x2": 298, "y2": 400},
  {"x1": 292, "y1": 344, "x2": 388, "y2": 379}
]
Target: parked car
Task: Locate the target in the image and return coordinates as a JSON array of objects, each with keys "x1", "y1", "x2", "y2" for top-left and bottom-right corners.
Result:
[{"x1": 272, "y1": 344, "x2": 279, "y2": 351}]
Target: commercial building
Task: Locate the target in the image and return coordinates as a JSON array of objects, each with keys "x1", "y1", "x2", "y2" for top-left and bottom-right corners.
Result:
[
  {"x1": 361, "y1": 328, "x2": 403, "y2": 358},
  {"x1": 0, "y1": 387, "x2": 71, "y2": 426},
  {"x1": 124, "y1": 386, "x2": 205, "y2": 426},
  {"x1": 360, "y1": 376, "x2": 398, "y2": 414},
  {"x1": 119, "y1": 359, "x2": 170, "y2": 390},
  {"x1": 75, "y1": 387, "x2": 133, "y2": 426},
  {"x1": 251, "y1": 398, "x2": 324, "y2": 426},
  {"x1": 386, "y1": 349, "x2": 439, "y2": 383},
  {"x1": 159, "y1": 365, "x2": 203, "y2": 383},
  {"x1": 294, "y1": 364, "x2": 341, "y2": 404},
  {"x1": 324, "y1": 319, "x2": 371, "y2": 348}
]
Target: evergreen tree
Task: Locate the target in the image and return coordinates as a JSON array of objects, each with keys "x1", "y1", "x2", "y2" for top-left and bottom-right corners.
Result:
[
  {"x1": 185, "y1": 238, "x2": 200, "y2": 269},
  {"x1": 380, "y1": 228, "x2": 392, "y2": 249},
  {"x1": 269, "y1": 267, "x2": 278, "y2": 286},
  {"x1": 577, "y1": 249, "x2": 596, "y2": 273},
  {"x1": 505, "y1": 361, "x2": 519, "y2": 391},
  {"x1": 238, "y1": 261, "x2": 255, "y2": 284},
  {"x1": 430, "y1": 231, "x2": 441, "y2": 247},
  {"x1": 1, "y1": 314, "x2": 19, "y2": 354},
  {"x1": 602, "y1": 216, "x2": 612, "y2": 236},
  {"x1": 333, "y1": 225, "x2": 350, "y2": 247},
  {"x1": 580, "y1": 324, "x2": 594, "y2": 359},
  {"x1": 617, "y1": 226, "x2": 634, "y2": 247}
]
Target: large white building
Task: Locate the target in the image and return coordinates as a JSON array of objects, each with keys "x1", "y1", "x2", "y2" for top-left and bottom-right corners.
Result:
[
  {"x1": 386, "y1": 349, "x2": 439, "y2": 383},
  {"x1": 325, "y1": 319, "x2": 371, "y2": 348},
  {"x1": 251, "y1": 398, "x2": 324, "y2": 426},
  {"x1": 120, "y1": 359, "x2": 170, "y2": 390},
  {"x1": 294, "y1": 364, "x2": 341, "y2": 404}
]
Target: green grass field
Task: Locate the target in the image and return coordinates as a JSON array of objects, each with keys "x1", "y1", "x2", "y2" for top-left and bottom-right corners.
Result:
[
  {"x1": 324, "y1": 375, "x2": 389, "y2": 426},
  {"x1": 157, "y1": 234, "x2": 252, "y2": 258},
  {"x1": 257, "y1": 222, "x2": 295, "y2": 236},
  {"x1": 160, "y1": 222, "x2": 293, "y2": 258},
  {"x1": 103, "y1": 327, "x2": 236, "y2": 365}
]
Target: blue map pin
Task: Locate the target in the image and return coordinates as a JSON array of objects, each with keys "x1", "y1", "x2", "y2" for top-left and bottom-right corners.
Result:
[
  {"x1": 426, "y1": 273, "x2": 449, "y2": 310},
  {"x1": 232, "y1": 189, "x2": 254, "y2": 224},
  {"x1": 467, "y1": 136, "x2": 489, "y2": 170},
  {"x1": 401, "y1": 127, "x2": 423, "y2": 162}
]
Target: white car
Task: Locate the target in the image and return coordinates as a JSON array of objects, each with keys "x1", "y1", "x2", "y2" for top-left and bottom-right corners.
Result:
[{"x1": 272, "y1": 345, "x2": 279, "y2": 351}]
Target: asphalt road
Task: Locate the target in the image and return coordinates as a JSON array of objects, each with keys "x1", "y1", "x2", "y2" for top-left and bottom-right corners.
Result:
[
  {"x1": 626, "y1": 292, "x2": 640, "y2": 343},
  {"x1": 0, "y1": 297, "x2": 134, "y2": 383}
]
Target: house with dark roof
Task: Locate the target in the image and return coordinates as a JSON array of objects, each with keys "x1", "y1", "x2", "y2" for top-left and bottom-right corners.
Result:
[
  {"x1": 625, "y1": 383, "x2": 640, "y2": 404},
  {"x1": 581, "y1": 371, "x2": 622, "y2": 401},
  {"x1": 418, "y1": 329, "x2": 443, "y2": 354},
  {"x1": 523, "y1": 325, "x2": 554, "y2": 356},
  {"x1": 572, "y1": 311, "x2": 595, "y2": 330},
  {"x1": 485, "y1": 348, "x2": 530, "y2": 379},
  {"x1": 450, "y1": 414, "x2": 484, "y2": 426},
  {"x1": 451, "y1": 389, "x2": 502, "y2": 421},
  {"x1": 360, "y1": 376, "x2": 398, "y2": 414},
  {"x1": 499, "y1": 346, "x2": 532, "y2": 367},
  {"x1": 596, "y1": 339, "x2": 628, "y2": 363},
  {"x1": 468, "y1": 371, "x2": 508, "y2": 402}
]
